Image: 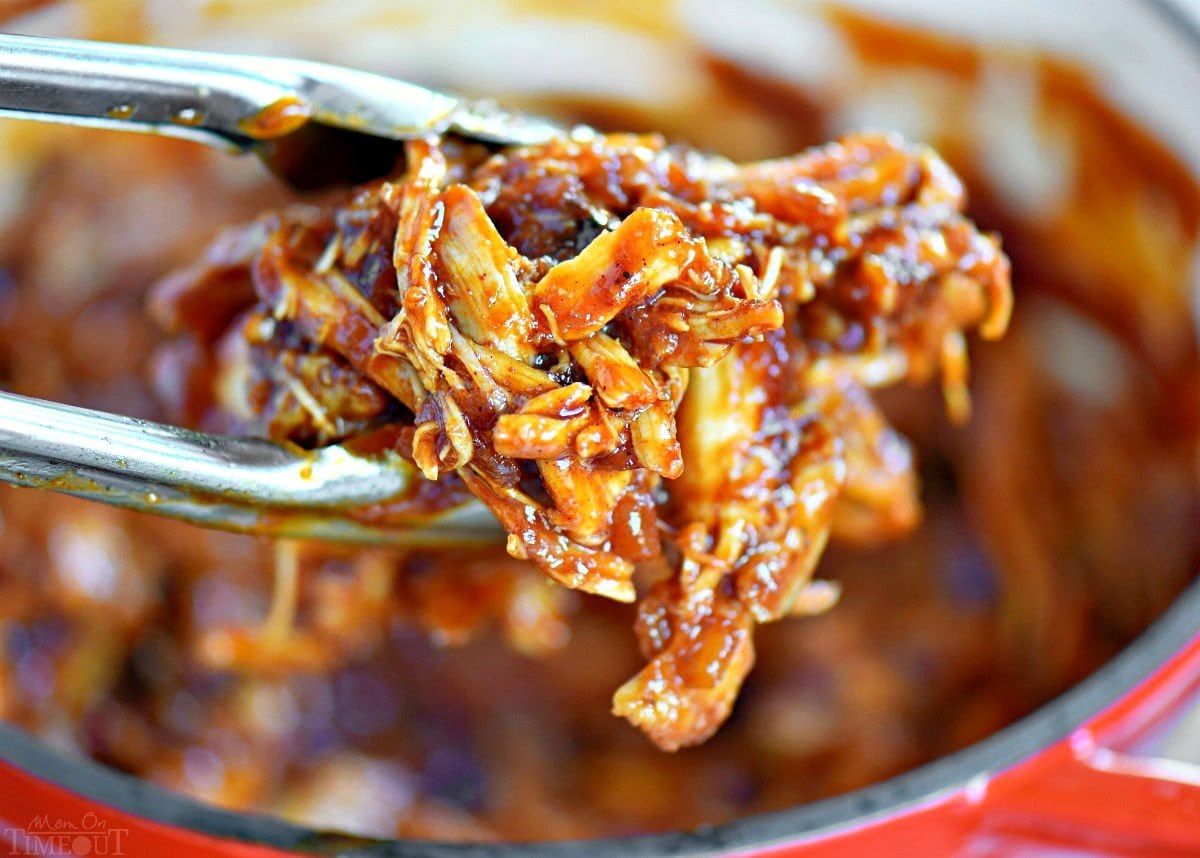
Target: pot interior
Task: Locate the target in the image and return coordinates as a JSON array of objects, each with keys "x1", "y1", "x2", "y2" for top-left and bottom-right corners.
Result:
[{"x1": 0, "y1": 0, "x2": 1197, "y2": 848}]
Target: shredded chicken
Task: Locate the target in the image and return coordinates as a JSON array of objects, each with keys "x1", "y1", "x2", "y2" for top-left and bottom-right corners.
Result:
[{"x1": 152, "y1": 130, "x2": 1011, "y2": 749}]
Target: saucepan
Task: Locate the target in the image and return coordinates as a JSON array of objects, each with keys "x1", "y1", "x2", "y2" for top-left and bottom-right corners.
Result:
[{"x1": 0, "y1": 0, "x2": 1198, "y2": 855}]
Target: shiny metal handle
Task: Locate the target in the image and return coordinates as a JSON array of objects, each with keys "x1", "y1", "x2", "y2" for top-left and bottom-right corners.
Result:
[
  {"x1": 0, "y1": 33, "x2": 461, "y2": 152},
  {"x1": 0, "y1": 389, "x2": 500, "y2": 544},
  {"x1": 0, "y1": 389, "x2": 414, "y2": 507}
]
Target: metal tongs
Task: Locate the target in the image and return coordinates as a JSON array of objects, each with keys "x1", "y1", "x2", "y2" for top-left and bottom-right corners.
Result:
[
  {"x1": 0, "y1": 33, "x2": 562, "y2": 185},
  {"x1": 0, "y1": 33, "x2": 565, "y2": 543}
]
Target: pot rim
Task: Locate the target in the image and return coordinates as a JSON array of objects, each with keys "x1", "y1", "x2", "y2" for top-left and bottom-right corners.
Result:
[
  {"x1": 3, "y1": 578, "x2": 1197, "y2": 856},
  {"x1": 2, "y1": 1, "x2": 1199, "y2": 854}
]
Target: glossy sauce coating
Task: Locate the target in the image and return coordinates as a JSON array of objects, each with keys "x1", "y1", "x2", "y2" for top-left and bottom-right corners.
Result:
[
  {"x1": 153, "y1": 130, "x2": 1010, "y2": 748},
  {"x1": 2, "y1": 2, "x2": 1198, "y2": 843},
  {"x1": 237, "y1": 96, "x2": 313, "y2": 141}
]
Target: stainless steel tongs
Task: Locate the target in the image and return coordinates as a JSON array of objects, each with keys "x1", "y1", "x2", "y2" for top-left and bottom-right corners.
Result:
[
  {"x1": 0, "y1": 33, "x2": 563, "y2": 186},
  {"x1": 0, "y1": 33, "x2": 563, "y2": 543},
  {"x1": 0, "y1": 391, "x2": 498, "y2": 545}
]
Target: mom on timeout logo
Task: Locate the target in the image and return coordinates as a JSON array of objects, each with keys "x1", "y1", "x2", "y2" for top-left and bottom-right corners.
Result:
[{"x1": 4, "y1": 811, "x2": 129, "y2": 855}]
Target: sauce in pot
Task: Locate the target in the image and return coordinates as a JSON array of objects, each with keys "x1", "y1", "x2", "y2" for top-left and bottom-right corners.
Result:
[{"x1": 0, "y1": 4, "x2": 1196, "y2": 843}]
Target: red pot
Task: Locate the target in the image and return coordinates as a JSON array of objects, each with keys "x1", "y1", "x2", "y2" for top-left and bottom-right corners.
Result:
[
  {"x1": 1, "y1": 1, "x2": 1199, "y2": 855},
  {"x1": 0, "y1": 583, "x2": 1198, "y2": 856}
]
